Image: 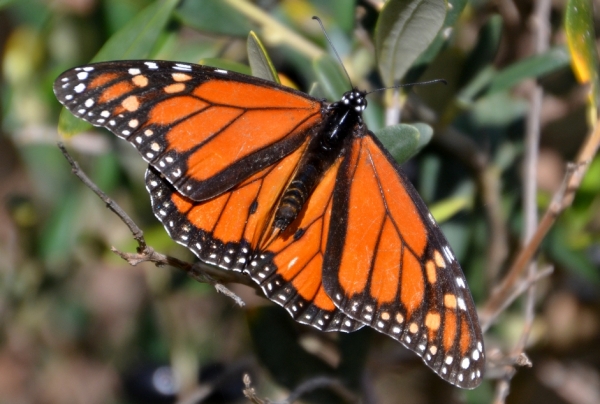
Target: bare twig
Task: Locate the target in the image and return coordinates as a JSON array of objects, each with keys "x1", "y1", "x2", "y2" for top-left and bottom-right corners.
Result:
[
  {"x1": 481, "y1": 266, "x2": 553, "y2": 333},
  {"x1": 243, "y1": 374, "x2": 358, "y2": 404},
  {"x1": 283, "y1": 376, "x2": 358, "y2": 404},
  {"x1": 512, "y1": 0, "x2": 551, "y2": 362},
  {"x1": 58, "y1": 142, "x2": 250, "y2": 306},
  {"x1": 243, "y1": 374, "x2": 266, "y2": 404}
]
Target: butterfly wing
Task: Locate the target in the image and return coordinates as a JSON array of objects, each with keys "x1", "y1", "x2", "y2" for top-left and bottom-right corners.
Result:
[
  {"x1": 323, "y1": 133, "x2": 484, "y2": 389},
  {"x1": 146, "y1": 153, "x2": 363, "y2": 333},
  {"x1": 54, "y1": 61, "x2": 323, "y2": 200}
]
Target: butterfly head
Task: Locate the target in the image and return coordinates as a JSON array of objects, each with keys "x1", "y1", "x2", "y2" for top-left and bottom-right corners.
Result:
[{"x1": 341, "y1": 89, "x2": 367, "y2": 113}]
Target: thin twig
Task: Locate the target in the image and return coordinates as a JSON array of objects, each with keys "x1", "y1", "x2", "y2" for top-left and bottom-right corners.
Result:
[
  {"x1": 482, "y1": 266, "x2": 553, "y2": 333},
  {"x1": 512, "y1": 0, "x2": 552, "y2": 362},
  {"x1": 58, "y1": 142, "x2": 250, "y2": 306},
  {"x1": 283, "y1": 376, "x2": 358, "y2": 404},
  {"x1": 243, "y1": 374, "x2": 267, "y2": 404},
  {"x1": 243, "y1": 373, "x2": 358, "y2": 404},
  {"x1": 58, "y1": 142, "x2": 146, "y2": 246},
  {"x1": 480, "y1": 130, "x2": 599, "y2": 325}
]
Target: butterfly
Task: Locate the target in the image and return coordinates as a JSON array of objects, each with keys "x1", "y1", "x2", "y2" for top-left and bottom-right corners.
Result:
[{"x1": 54, "y1": 59, "x2": 484, "y2": 388}]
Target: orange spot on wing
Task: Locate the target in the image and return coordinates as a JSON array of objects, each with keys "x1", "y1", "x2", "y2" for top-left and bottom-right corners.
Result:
[
  {"x1": 365, "y1": 137, "x2": 427, "y2": 256},
  {"x1": 149, "y1": 96, "x2": 209, "y2": 126},
  {"x1": 444, "y1": 294, "x2": 457, "y2": 309},
  {"x1": 426, "y1": 260, "x2": 437, "y2": 283},
  {"x1": 193, "y1": 80, "x2": 318, "y2": 110},
  {"x1": 443, "y1": 310, "x2": 458, "y2": 352},
  {"x1": 122, "y1": 95, "x2": 139, "y2": 112},
  {"x1": 426, "y1": 312, "x2": 441, "y2": 341},
  {"x1": 172, "y1": 73, "x2": 192, "y2": 82},
  {"x1": 89, "y1": 73, "x2": 121, "y2": 89},
  {"x1": 426, "y1": 312, "x2": 441, "y2": 331},
  {"x1": 186, "y1": 109, "x2": 320, "y2": 182},
  {"x1": 132, "y1": 75, "x2": 148, "y2": 87},
  {"x1": 166, "y1": 106, "x2": 242, "y2": 152},
  {"x1": 400, "y1": 248, "x2": 424, "y2": 316},
  {"x1": 370, "y1": 218, "x2": 401, "y2": 304},
  {"x1": 434, "y1": 250, "x2": 446, "y2": 268},
  {"x1": 99, "y1": 81, "x2": 135, "y2": 103},
  {"x1": 164, "y1": 83, "x2": 185, "y2": 93}
]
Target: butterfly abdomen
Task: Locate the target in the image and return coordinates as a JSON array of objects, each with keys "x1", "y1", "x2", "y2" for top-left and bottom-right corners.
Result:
[{"x1": 273, "y1": 94, "x2": 363, "y2": 230}]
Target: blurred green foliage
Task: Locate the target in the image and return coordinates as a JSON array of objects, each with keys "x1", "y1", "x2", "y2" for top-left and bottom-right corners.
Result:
[{"x1": 1, "y1": 0, "x2": 599, "y2": 403}]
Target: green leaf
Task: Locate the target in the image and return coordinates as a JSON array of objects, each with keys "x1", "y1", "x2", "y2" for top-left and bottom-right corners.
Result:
[
  {"x1": 411, "y1": 122, "x2": 434, "y2": 149},
  {"x1": 313, "y1": 54, "x2": 349, "y2": 101},
  {"x1": 92, "y1": 0, "x2": 178, "y2": 62},
  {"x1": 375, "y1": 124, "x2": 420, "y2": 164},
  {"x1": 472, "y1": 92, "x2": 528, "y2": 126},
  {"x1": 57, "y1": 0, "x2": 179, "y2": 137},
  {"x1": 175, "y1": 0, "x2": 255, "y2": 36},
  {"x1": 430, "y1": 195, "x2": 471, "y2": 223},
  {"x1": 406, "y1": 0, "x2": 467, "y2": 82},
  {"x1": 565, "y1": 0, "x2": 600, "y2": 117},
  {"x1": 375, "y1": 0, "x2": 447, "y2": 86},
  {"x1": 488, "y1": 46, "x2": 571, "y2": 95},
  {"x1": 247, "y1": 31, "x2": 279, "y2": 83}
]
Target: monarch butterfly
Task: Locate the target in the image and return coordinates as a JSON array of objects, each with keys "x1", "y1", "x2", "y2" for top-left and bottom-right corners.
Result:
[{"x1": 54, "y1": 56, "x2": 484, "y2": 388}]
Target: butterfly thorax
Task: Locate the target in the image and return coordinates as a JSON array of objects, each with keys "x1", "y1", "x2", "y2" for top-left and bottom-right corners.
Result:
[{"x1": 272, "y1": 90, "x2": 367, "y2": 231}]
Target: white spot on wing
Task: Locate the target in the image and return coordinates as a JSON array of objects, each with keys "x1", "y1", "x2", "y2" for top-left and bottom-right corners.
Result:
[
  {"x1": 174, "y1": 63, "x2": 192, "y2": 71},
  {"x1": 443, "y1": 245, "x2": 454, "y2": 261}
]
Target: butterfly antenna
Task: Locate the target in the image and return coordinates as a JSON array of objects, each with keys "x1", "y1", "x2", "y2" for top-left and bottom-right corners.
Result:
[
  {"x1": 366, "y1": 79, "x2": 447, "y2": 95},
  {"x1": 312, "y1": 16, "x2": 354, "y2": 89}
]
